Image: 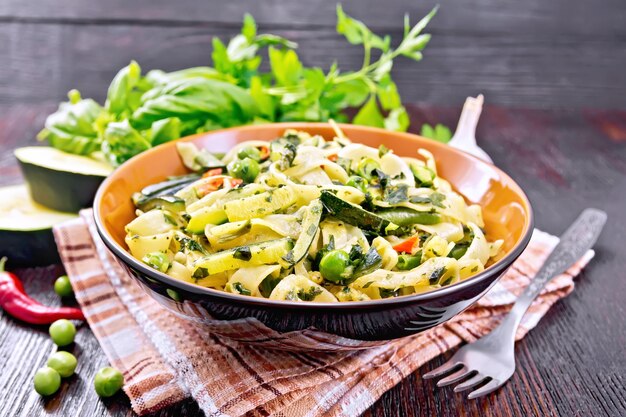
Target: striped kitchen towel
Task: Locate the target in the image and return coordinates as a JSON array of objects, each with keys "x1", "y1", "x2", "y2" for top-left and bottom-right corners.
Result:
[{"x1": 53, "y1": 210, "x2": 594, "y2": 416}]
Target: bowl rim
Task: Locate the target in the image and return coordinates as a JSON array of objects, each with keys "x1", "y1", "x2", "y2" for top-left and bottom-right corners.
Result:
[{"x1": 94, "y1": 122, "x2": 534, "y2": 310}]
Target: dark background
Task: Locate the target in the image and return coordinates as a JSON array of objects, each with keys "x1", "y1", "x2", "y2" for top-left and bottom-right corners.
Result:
[
  {"x1": 2, "y1": 0, "x2": 625, "y2": 109},
  {"x1": 1, "y1": 1, "x2": 626, "y2": 417}
]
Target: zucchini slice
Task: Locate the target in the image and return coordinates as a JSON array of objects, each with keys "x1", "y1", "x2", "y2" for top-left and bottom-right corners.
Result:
[
  {"x1": 192, "y1": 238, "x2": 294, "y2": 275},
  {"x1": 15, "y1": 146, "x2": 113, "y2": 212},
  {"x1": 282, "y1": 199, "x2": 322, "y2": 265},
  {"x1": 187, "y1": 207, "x2": 229, "y2": 233},
  {"x1": 224, "y1": 187, "x2": 296, "y2": 222},
  {"x1": 0, "y1": 184, "x2": 77, "y2": 265},
  {"x1": 320, "y1": 190, "x2": 400, "y2": 235}
]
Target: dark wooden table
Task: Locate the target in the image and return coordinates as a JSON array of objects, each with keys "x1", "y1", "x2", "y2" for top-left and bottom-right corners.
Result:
[{"x1": 0, "y1": 103, "x2": 625, "y2": 417}]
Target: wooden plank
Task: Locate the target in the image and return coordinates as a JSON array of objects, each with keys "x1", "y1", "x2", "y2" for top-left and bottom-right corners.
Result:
[
  {"x1": 2, "y1": 24, "x2": 625, "y2": 109},
  {"x1": 1, "y1": 104, "x2": 625, "y2": 416},
  {"x1": 1, "y1": 0, "x2": 625, "y2": 38}
]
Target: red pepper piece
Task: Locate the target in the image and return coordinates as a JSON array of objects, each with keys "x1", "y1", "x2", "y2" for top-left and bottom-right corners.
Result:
[
  {"x1": 0, "y1": 257, "x2": 85, "y2": 325},
  {"x1": 258, "y1": 145, "x2": 270, "y2": 160},
  {"x1": 392, "y1": 235, "x2": 419, "y2": 254},
  {"x1": 202, "y1": 168, "x2": 223, "y2": 178}
]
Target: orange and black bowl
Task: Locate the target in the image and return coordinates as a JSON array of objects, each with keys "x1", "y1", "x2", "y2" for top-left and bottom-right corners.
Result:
[{"x1": 94, "y1": 123, "x2": 533, "y2": 350}]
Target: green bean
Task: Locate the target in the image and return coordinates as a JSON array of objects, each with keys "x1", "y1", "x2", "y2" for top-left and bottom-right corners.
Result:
[{"x1": 376, "y1": 208, "x2": 441, "y2": 226}]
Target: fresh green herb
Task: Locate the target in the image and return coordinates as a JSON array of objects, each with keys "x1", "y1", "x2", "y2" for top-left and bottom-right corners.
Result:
[
  {"x1": 428, "y1": 267, "x2": 446, "y2": 285},
  {"x1": 378, "y1": 144, "x2": 390, "y2": 158},
  {"x1": 379, "y1": 288, "x2": 400, "y2": 298},
  {"x1": 420, "y1": 123, "x2": 452, "y2": 143},
  {"x1": 297, "y1": 286, "x2": 323, "y2": 301},
  {"x1": 233, "y1": 246, "x2": 252, "y2": 261},
  {"x1": 39, "y1": 6, "x2": 438, "y2": 166},
  {"x1": 383, "y1": 184, "x2": 409, "y2": 204},
  {"x1": 232, "y1": 282, "x2": 252, "y2": 296},
  {"x1": 192, "y1": 267, "x2": 209, "y2": 279},
  {"x1": 352, "y1": 247, "x2": 383, "y2": 279},
  {"x1": 409, "y1": 192, "x2": 446, "y2": 208}
]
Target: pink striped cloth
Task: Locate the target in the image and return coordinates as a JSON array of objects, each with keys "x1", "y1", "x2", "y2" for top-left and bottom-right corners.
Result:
[{"x1": 53, "y1": 210, "x2": 594, "y2": 416}]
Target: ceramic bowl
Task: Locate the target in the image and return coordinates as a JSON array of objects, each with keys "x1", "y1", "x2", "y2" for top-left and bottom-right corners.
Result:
[{"x1": 94, "y1": 123, "x2": 533, "y2": 350}]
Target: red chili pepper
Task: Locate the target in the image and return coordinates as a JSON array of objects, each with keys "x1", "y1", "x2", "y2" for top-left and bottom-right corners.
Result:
[
  {"x1": 0, "y1": 257, "x2": 85, "y2": 325},
  {"x1": 392, "y1": 235, "x2": 419, "y2": 254}
]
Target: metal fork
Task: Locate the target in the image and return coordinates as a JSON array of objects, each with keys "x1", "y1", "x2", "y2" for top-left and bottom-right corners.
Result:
[
  {"x1": 423, "y1": 208, "x2": 607, "y2": 399},
  {"x1": 448, "y1": 94, "x2": 493, "y2": 163}
]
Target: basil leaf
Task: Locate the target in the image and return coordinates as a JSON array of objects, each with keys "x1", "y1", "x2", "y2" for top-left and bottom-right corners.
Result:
[
  {"x1": 38, "y1": 90, "x2": 104, "y2": 155},
  {"x1": 106, "y1": 61, "x2": 142, "y2": 116},
  {"x1": 150, "y1": 117, "x2": 181, "y2": 146},
  {"x1": 102, "y1": 120, "x2": 150, "y2": 166}
]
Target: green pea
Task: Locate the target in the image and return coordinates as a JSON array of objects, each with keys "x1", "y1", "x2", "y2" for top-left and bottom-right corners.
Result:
[
  {"x1": 319, "y1": 250, "x2": 350, "y2": 283},
  {"x1": 47, "y1": 351, "x2": 78, "y2": 378},
  {"x1": 346, "y1": 176, "x2": 369, "y2": 193},
  {"x1": 34, "y1": 367, "x2": 61, "y2": 396},
  {"x1": 94, "y1": 367, "x2": 124, "y2": 398},
  {"x1": 54, "y1": 275, "x2": 74, "y2": 297},
  {"x1": 49, "y1": 319, "x2": 76, "y2": 347},
  {"x1": 356, "y1": 157, "x2": 381, "y2": 180},
  {"x1": 237, "y1": 146, "x2": 262, "y2": 162},
  {"x1": 227, "y1": 157, "x2": 260, "y2": 183}
]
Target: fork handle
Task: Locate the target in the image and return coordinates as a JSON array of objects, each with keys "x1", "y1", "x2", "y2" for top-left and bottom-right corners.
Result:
[
  {"x1": 450, "y1": 94, "x2": 484, "y2": 145},
  {"x1": 505, "y1": 209, "x2": 607, "y2": 331}
]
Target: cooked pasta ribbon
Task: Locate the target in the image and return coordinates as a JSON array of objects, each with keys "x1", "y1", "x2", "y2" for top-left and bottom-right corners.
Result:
[{"x1": 125, "y1": 129, "x2": 503, "y2": 302}]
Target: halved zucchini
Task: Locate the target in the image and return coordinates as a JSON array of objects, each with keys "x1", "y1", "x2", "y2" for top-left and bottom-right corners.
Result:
[
  {"x1": 0, "y1": 184, "x2": 77, "y2": 265},
  {"x1": 15, "y1": 146, "x2": 113, "y2": 212}
]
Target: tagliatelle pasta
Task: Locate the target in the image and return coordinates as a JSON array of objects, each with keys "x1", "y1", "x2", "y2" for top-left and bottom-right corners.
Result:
[{"x1": 125, "y1": 128, "x2": 503, "y2": 302}]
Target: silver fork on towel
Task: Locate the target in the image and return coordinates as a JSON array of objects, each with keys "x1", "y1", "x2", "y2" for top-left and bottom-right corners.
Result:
[{"x1": 423, "y1": 208, "x2": 607, "y2": 399}]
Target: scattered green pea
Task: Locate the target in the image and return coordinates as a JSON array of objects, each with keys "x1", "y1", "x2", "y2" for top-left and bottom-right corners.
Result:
[
  {"x1": 34, "y1": 367, "x2": 61, "y2": 396},
  {"x1": 47, "y1": 351, "x2": 78, "y2": 378},
  {"x1": 227, "y1": 157, "x2": 260, "y2": 183},
  {"x1": 319, "y1": 249, "x2": 351, "y2": 283},
  {"x1": 54, "y1": 275, "x2": 74, "y2": 297},
  {"x1": 49, "y1": 319, "x2": 76, "y2": 347},
  {"x1": 94, "y1": 367, "x2": 124, "y2": 398},
  {"x1": 237, "y1": 146, "x2": 262, "y2": 161}
]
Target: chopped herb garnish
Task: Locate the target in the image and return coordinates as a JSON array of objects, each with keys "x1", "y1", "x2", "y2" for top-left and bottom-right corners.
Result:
[
  {"x1": 378, "y1": 144, "x2": 390, "y2": 158},
  {"x1": 232, "y1": 282, "x2": 252, "y2": 296},
  {"x1": 192, "y1": 267, "x2": 209, "y2": 280},
  {"x1": 429, "y1": 267, "x2": 446, "y2": 285},
  {"x1": 383, "y1": 184, "x2": 409, "y2": 204},
  {"x1": 233, "y1": 246, "x2": 252, "y2": 261},
  {"x1": 297, "y1": 286, "x2": 323, "y2": 301},
  {"x1": 379, "y1": 288, "x2": 400, "y2": 298}
]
